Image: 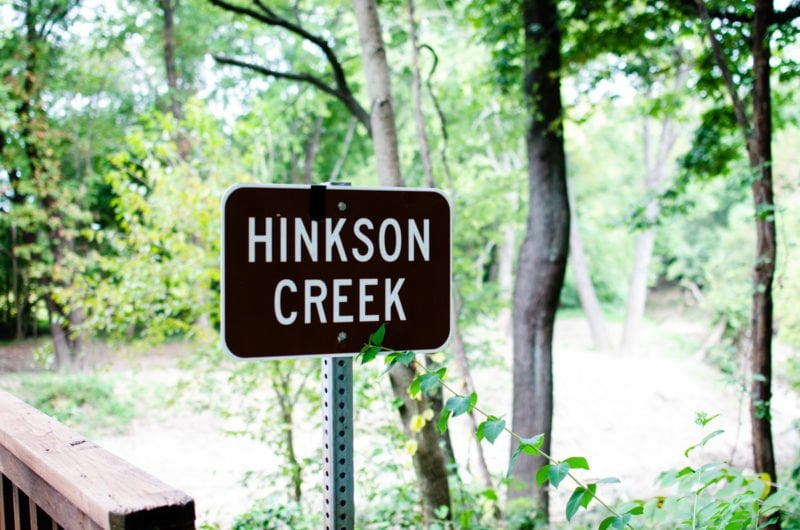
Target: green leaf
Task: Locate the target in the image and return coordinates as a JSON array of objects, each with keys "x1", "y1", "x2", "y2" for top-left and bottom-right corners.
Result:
[
  {"x1": 581, "y1": 484, "x2": 596, "y2": 508},
  {"x1": 564, "y1": 456, "x2": 590, "y2": 470},
  {"x1": 613, "y1": 514, "x2": 632, "y2": 529},
  {"x1": 396, "y1": 350, "x2": 415, "y2": 366},
  {"x1": 419, "y1": 368, "x2": 446, "y2": 394},
  {"x1": 548, "y1": 461, "x2": 570, "y2": 489},
  {"x1": 700, "y1": 429, "x2": 725, "y2": 447},
  {"x1": 446, "y1": 392, "x2": 477, "y2": 417},
  {"x1": 566, "y1": 487, "x2": 585, "y2": 521},
  {"x1": 507, "y1": 444, "x2": 523, "y2": 478},
  {"x1": 479, "y1": 417, "x2": 505, "y2": 444},
  {"x1": 370, "y1": 323, "x2": 386, "y2": 347},
  {"x1": 481, "y1": 488, "x2": 498, "y2": 501},
  {"x1": 520, "y1": 433, "x2": 544, "y2": 454},
  {"x1": 438, "y1": 408, "x2": 451, "y2": 434},
  {"x1": 599, "y1": 516, "x2": 614, "y2": 530},
  {"x1": 360, "y1": 345, "x2": 380, "y2": 364},
  {"x1": 535, "y1": 465, "x2": 550, "y2": 487},
  {"x1": 409, "y1": 375, "x2": 423, "y2": 398}
]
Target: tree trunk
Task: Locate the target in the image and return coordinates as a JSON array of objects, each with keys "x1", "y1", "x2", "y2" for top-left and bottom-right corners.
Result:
[
  {"x1": 450, "y1": 298, "x2": 495, "y2": 492},
  {"x1": 45, "y1": 294, "x2": 73, "y2": 371},
  {"x1": 407, "y1": 0, "x2": 434, "y2": 188},
  {"x1": 352, "y1": 0, "x2": 452, "y2": 521},
  {"x1": 388, "y1": 364, "x2": 453, "y2": 522},
  {"x1": 160, "y1": 0, "x2": 181, "y2": 120},
  {"x1": 329, "y1": 118, "x2": 357, "y2": 182},
  {"x1": 11, "y1": 224, "x2": 24, "y2": 340},
  {"x1": 353, "y1": 0, "x2": 402, "y2": 187},
  {"x1": 692, "y1": 7, "x2": 778, "y2": 523},
  {"x1": 567, "y1": 182, "x2": 612, "y2": 352},
  {"x1": 302, "y1": 117, "x2": 323, "y2": 185},
  {"x1": 621, "y1": 81, "x2": 681, "y2": 353},
  {"x1": 509, "y1": 0, "x2": 569, "y2": 520},
  {"x1": 749, "y1": 3, "x2": 778, "y2": 528},
  {"x1": 159, "y1": 0, "x2": 190, "y2": 159}
]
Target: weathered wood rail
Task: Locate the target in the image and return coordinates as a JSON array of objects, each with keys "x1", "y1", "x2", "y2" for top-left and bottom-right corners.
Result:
[{"x1": 0, "y1": 390, "x2": 195, "y2": 530}]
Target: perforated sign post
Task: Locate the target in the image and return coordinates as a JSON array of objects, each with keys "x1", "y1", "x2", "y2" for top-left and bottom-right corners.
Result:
[{"x1": 221, "y1": 184, "x2": 452, "y2": 530}]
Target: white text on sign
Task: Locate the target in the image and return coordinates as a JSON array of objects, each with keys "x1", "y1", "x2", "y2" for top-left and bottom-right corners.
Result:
[{"x1": 247, "y1": 217, "x2": 431, "y2": 326}]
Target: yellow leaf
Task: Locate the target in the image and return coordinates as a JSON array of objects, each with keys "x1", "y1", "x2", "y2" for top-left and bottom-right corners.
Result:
[
  {"x1": 422, "y1": 408, "x2": 434, "y2": 421},
  {"x1": 410, "y1": 414, "x2": 426, "y2": 433},
  {"x1": 758, "y1": 472, "x2": 772, "y2": 499},
  {"x1": 405, "y1": 440, "x2": 418, "y2": 456},
  {"x1": 429, "y1": 352, "x2": 446, "y2": 363}
]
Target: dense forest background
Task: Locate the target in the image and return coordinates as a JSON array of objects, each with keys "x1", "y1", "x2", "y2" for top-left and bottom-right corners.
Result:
[{"x1": 1, "y1": 0, "x2": 800, "y2": 528}]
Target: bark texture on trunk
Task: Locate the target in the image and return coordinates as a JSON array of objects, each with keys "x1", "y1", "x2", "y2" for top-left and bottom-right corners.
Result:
[
  {"x1": 509, "y1": 0, "x2": 569, "y2": 519},
  {"x1": 389, "y1": 364, "x2": 452, "y2": 522},
  {"x1": 352, "y1": 0, "x2": 452, "y2": 521},
  {"x1": 353, "y1": 0, "x2": 402, "y2": 187},
  {"x1": 749, "y1": 4, "x2": 778, "y2": 528}
]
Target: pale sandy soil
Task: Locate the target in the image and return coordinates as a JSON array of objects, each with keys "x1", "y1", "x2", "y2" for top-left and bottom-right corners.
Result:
[{"x1": 2, "y1": 309, "x2": 799, "y2": 528}]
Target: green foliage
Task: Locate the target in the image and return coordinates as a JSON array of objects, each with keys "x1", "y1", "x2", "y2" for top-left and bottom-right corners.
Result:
[
  {"x1": 13, "y1": 373, "x2": 135, "y2": 434},
  {"x1": 229, "y1": 498, "x2": 320, "y2": 530}
]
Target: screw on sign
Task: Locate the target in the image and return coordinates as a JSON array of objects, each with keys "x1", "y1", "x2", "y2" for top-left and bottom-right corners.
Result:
[{"x1": 221, "y1": 184, "x2": 452, "y2": 359}]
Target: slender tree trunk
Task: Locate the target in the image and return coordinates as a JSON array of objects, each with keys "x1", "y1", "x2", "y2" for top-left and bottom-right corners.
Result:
[
  {"x1": 749, "y1": 3, "x2": 778, "y2": 528},
  {"x1": 407, "y1": 0, "x2": 434, "y2": 188},
  {"x1": 353, "y1": 0, "x2": 402, "y2": 186},
  {"x1": 45, "y1": 294, "x2": 73, "y2": 371},
  {"x1": 352, "y1": 0, "x2": 452, "y2": 522},
  {"x1": 159, "y1": 0, "x2": 190, "y2": 160},
  {"x1": 509, "y1": 0, "x2": 569, "y2": 520},
  {"x1": 329, "y1": 118, "x2": 357, "y2": 182},
  {"x1": 160, "y1": 0, "x2": 181, "y2": 120},
  {"x1": 273, "y1": 368, "x2": 303, "y2": 504},
  {"x1": 302, "y1": 117, "x2": 323, "y2": 185},
  {"x1": 11, "y1": 224, "x2": 24, "y2": 340},
  {"x1": 450, "y1": 297, "x2": 495, "y2": 492},
  {"x1": 697, "y1": 1, "x2": 779, "y2": 526},
  {"x1": 621, "y1": 77, "x2": 682, "y2": 353},
  {"x1": 567, "y1": 182, "x2": 613, "y2": 352}
]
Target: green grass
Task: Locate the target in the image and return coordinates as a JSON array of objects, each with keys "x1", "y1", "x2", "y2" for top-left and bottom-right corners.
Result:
[{"x1": 12, "y1": 372, "x2": 136, "y2": 435}]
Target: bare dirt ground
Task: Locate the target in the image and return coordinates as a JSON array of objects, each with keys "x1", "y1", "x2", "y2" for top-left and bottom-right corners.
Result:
[{"x1": 1, "y1": 306, "x2": 799, "y2": 528}]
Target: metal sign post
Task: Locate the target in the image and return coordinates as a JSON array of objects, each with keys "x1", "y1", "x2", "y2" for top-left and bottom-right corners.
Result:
[{"x1": 322, "y1": 357, "x2": 354, "y2": 530}]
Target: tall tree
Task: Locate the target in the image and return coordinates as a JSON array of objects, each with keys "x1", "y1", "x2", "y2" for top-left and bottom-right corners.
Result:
[
  {"x1": 509, "y1": 0, "x2": 570, "y2": 518},
  {"x1": 0, "y1": 0, "x2": 87, "y2": 369},
  {"x1": 621, "y1": 55, "x2": 689, "y2": 354},
  {"x1": 689, "y1": 2, "x2": 799, "y2": 526}
]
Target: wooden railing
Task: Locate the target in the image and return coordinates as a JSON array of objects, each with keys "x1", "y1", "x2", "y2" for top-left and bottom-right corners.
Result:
[{"x1": 0, "y1": 390, "x2": 195, "y2": 530}]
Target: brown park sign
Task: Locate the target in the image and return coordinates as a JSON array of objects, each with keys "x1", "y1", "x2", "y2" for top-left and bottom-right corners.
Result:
[{"x1": 221, "y1": 184, "x2": 452, "y2": 359}]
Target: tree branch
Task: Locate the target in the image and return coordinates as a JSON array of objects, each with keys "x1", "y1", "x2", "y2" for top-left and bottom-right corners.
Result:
[
  {"x1": 678, "y1": 0, "x2": 800, "y2": 25},
  {"x1": 693, "y1": 0, "x2": 752, "y2": 137},
  {"x1": 212, "y1": 54, "x2": 370, "y2": 133},
  {"x1": 207, "y1": 0, "x2": 370, "y2": 132}
]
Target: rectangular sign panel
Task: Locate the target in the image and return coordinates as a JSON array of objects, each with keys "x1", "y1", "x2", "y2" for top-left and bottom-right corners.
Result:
[{"x1": 221, "y1": 184, "x2": 452, "y2": 359}]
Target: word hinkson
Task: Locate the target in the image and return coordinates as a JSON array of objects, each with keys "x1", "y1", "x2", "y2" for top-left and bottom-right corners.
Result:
[{"x1": 247, "y1": 217, "x2": 430, "y2": 263}]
